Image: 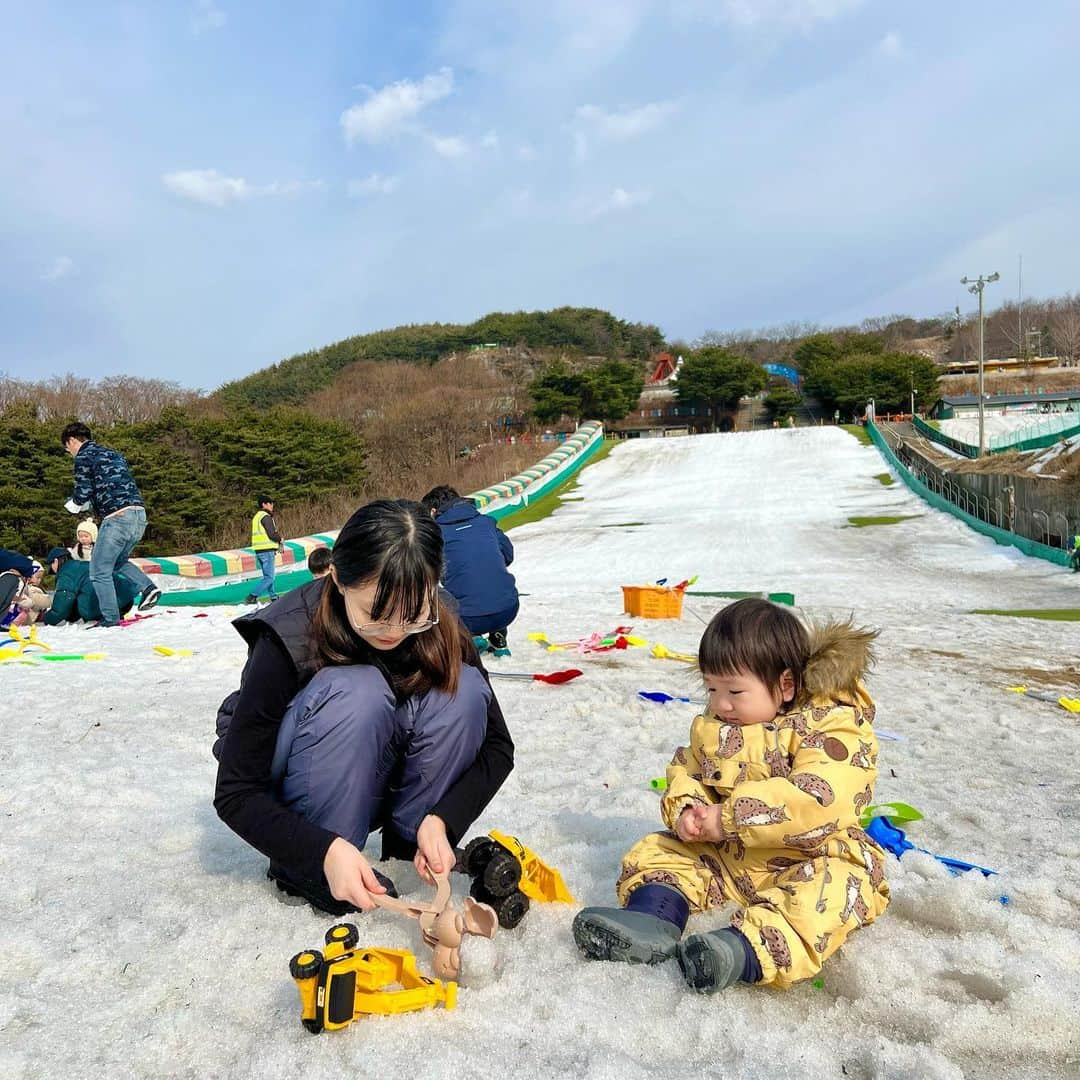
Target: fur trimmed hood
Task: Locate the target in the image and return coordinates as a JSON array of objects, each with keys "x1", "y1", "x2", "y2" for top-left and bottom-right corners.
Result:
[{"x1": 801, "y1": 618, "x2": 877, "y2": 703}]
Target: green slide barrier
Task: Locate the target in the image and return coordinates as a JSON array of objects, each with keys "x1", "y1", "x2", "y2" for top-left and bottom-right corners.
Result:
[{"x1": 866, "y1": 422, "x2": 1070, "y2": 567}]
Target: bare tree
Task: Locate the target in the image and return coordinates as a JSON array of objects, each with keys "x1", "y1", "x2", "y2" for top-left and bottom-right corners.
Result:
[{"x1": 1050, "y1": 296, "x2": 1080, "y2": 366}]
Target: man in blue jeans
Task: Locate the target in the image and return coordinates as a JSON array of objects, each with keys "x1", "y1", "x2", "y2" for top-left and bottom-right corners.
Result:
[
  {"x1": 246, "y1": 495, "x2": 282, "y2": 604},
  {"x1": 61, "y1": 422, "x2": 161, "y2": 627}
]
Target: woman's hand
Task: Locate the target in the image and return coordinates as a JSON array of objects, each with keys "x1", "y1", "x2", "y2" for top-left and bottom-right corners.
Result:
[
  {"x1": 414, "y1": 814, "x2": 455, "y2": 884},
  {"x1": 322, "y1": 837, "x2": 387, "y2": 912}
]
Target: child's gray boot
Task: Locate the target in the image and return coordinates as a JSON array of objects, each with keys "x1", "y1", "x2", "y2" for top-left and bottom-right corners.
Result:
[
  {"x1": 677, "y1": 927, "x2": 759, "y2": 993},
  {"x1": 573, "y1": 884, "x2": 689, "y2": 965}
]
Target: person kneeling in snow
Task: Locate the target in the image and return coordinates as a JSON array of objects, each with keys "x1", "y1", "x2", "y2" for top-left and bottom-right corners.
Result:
[
  {"x1": 574, "y1": 598, "x2": 890, "y2": 992},
  {"x1": 11, "y1": 561, "x2": 50, "y2": 626},
  {"x1": 41, "y1": 547, "x2": 139, "y2": 625},
  {"x1": 420, "y1": 485, "x2": 519, "y2": 657},
  {"x1": 213, "y1": 500, "x2": 515, "y2": 916}
]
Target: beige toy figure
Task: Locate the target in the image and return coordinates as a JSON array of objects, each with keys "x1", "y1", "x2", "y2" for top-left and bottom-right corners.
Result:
[{"x1": 373, "y1": 868, "x2": 497, "y2": 980}]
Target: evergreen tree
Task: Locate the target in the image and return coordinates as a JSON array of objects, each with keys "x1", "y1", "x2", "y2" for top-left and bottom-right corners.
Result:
[{"x1": 675, "y1": 348, "x2": 767, "y2": 431}]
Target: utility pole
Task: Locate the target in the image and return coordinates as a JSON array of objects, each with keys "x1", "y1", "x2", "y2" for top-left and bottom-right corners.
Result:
[
  {"x1": 1018, "y1": 254, "x2": 1023, "y2": 358},
  {"x1": 961, "y1": 271, "x2": 1000, "y2": 456}
]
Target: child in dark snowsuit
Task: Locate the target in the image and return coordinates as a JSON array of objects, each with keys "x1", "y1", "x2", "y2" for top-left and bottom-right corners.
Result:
[{"x1": 42, "y1": 547, "x2": 138, "y2": 625}]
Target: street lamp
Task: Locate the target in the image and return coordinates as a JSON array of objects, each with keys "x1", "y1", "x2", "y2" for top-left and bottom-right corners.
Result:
[{"x1": 960, "y1": 271, "x2": 1000, "y2": 456}]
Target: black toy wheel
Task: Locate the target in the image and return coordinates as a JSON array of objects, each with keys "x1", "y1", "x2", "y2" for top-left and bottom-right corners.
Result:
[
  {"x1": 461, "y1": 836, "x2": 497, "y2": 877},
  {"x1": 290, "y1": 949, "x2": 324, "y2": 980},
  {"x1": 482, "y1": 850, "x2": 522, "y2": 898},
  {"x1": 325, "y1": 923, "x2": 359, "y2": 949},
  {"x1": 492, "y1": 890, "x2": 529, "y2": 930},
  {"x1": 469, "y1": 876, "x2": 494, "y2": 905}
]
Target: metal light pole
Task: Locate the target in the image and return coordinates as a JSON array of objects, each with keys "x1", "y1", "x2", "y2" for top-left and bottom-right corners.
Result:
[{"x1": 960, "y1": 271, "x2": 1000, "y2": 456}]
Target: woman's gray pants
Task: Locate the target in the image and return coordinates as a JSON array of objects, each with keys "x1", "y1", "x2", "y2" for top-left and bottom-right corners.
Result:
[{"x1": 270, "y1": 664, "x2": 489, "y2": 852}]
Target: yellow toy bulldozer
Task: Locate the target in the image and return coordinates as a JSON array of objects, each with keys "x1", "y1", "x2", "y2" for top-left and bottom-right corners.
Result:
[
  {"x1": 456, "y1": 830, "x2": 574, "y2": 929},
  {"x1": 289, "y1": 923, "x2": 456, "y2": 1034}
]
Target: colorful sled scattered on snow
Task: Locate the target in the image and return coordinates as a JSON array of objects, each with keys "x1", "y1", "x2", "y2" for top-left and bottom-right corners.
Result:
[{"x1": 865, "y1": 815, "x2": 996, "y2": 877}]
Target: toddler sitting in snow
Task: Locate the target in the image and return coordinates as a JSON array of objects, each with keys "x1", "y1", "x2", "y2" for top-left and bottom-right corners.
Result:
[{"x1": 574, "y1": 597, "x2": 890, "y2": 992}]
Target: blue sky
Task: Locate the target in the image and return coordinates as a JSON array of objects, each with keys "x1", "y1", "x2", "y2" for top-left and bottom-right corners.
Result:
[{"x1": 4, "y1": 1, "x2": 1080, "y2": 391}]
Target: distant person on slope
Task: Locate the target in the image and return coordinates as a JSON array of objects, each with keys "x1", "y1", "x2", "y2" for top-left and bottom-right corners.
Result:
[
  {"x1": 213, "y1": 499, "x2": 514, "y2": 915},
  {"x1": 247, "y1": 495, "x2": 282, "y2": 605},
  {"x1": 60, "y1": 422, "x2": 161, "y2": 626},
  {"x1": 421, "y1": 485, "x2": 519, "y2": 658},
  {"x1": 1070, "y1": 533, "x2": 1080, "y2": 573}
]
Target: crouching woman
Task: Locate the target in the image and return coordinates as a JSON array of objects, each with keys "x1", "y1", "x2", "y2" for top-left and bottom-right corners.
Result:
[{"x1": 213, "y1": 499, "x2": 515, "y2": 914}]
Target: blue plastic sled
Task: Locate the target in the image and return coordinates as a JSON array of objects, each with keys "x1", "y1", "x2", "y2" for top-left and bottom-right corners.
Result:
[{"x1": 865, "y1": 815, "x2": 996, "y2": 877}]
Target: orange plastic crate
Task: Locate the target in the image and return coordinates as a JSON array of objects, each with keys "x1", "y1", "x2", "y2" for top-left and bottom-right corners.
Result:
[{"x1": 621, "y1": 585, "x2": 684, "y2": 619}]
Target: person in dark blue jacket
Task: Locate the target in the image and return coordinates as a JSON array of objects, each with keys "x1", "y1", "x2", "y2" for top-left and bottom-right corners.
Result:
[
  {"x1": 0, "y1": 548, "x2": 34, "y2": 622},
  {"x1": 421, "y1": 486, "x2": 519, "y2": 657},
  {"x1": 61, "y1": 421, "x2": 161, "y2": 626}
]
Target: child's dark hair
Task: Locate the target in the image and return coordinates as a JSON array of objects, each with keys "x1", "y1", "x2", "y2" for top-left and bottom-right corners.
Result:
[
  {"x1": 698, "y1": 597, "x2": 810, "y2": 705},
  {"x1": 307, "y1": 546, "x2": 332, "y2": 576}
]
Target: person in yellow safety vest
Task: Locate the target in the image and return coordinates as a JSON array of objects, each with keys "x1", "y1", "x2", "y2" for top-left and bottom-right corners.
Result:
[
  {"x1": 247, "y1": 496, "x2": 283, "y2": 604},
  {"x1": 1070, "y1": 533, "x2": 1080, "y2": 573}
]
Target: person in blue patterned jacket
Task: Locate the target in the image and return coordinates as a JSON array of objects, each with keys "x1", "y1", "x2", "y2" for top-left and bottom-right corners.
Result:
[{"x1": 60, "y1": 422, "x2": 162, "y2": 627}]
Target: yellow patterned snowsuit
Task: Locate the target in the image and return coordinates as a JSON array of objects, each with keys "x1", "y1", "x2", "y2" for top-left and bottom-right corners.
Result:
[{"x1": 618, "y1": 622, "x2": 890, "y2": 989}]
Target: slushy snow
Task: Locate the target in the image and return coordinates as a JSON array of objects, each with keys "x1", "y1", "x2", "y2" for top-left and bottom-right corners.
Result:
[{"x1": 3, "y1": 428, "x2": 1079, "y2": 1079}]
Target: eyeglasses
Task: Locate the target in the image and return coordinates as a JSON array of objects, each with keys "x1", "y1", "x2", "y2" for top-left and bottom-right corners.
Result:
[{"x1": 343, "y1": 590, "x2": 439, "y2": 636}]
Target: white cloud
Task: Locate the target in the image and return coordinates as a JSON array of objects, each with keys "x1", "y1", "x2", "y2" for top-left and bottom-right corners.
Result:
[
  {"x1": 191, "y1": 0, "x2": 226, "y2": 36},
  {"x1": 428, "y1": 133, "x2": 469, "y2": 158},
  {"x1": 877, "y1": 31, "x2": 903, "y2": 58},
  {"x1": 340, "y1": 67, "x2": 454, "y2": 145},
  {"x1": 348, "y1": 173, "x2": 398, "y2": 197},
  {"x1": 575, "y1": 101, "x2": 678, "y2": 139},
  {"x1": 591, "y1": 186, "x2": 652, "y2": 217},
  {"x1": 42, "y1": 255, "x2": 75, "y2": 282},
  {"x1": 676, "y1": 0, "x2": 863, "y2": 30},
  {"x1": 480, "y1": 130, "x2": 499, "y2": 149},
  {"x1": 163, "y1": 170, "x2": 251, "y2": 206},
  {"x1": 162, "y1": 170, "x2": 323, "y2": 208}
]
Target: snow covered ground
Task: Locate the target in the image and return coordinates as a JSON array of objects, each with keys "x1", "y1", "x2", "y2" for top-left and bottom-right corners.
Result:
[
  {"x1": 3, "y1": 427, "x2": 1079, "y2": 1079},
  {"x1": 938, "y1": 413, "x2": 1042, "y2": 444},
  {"x1": 939, "y1": 412, "x2": 1078, "y2": 448}
]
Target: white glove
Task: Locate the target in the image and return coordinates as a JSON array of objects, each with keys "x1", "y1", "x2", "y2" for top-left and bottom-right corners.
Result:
[{"x1": 65, "y1": 499, "x2": 90, "y2": 514}]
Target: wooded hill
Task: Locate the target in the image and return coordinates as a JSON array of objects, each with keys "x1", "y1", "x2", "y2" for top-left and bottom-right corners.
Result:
[
  {"x1": 0, "y1": 307, "x2": 661, "y2": 558},
  {"x1": 215, "y1": 306, "x2": 665, "y2": 410}
]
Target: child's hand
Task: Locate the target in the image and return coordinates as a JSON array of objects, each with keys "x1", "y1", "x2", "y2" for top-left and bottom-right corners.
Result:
[
  {"x1": 677, "y1": 804, "x2": 727, "y2": 843},
  {"x1": 676, "y1": 803, "x2": 726, "y2": 843},
  {"x1": 675, "y1": 805, "x2": 702, "y2": 842}
]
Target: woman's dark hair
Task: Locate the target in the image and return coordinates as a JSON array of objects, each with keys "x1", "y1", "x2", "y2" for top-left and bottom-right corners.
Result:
[
  {"x1": 420, "y1": 485, "x2": 462, "y2": 516},
  {"x1": 697, "y1": 597, "x2": 810, "y2": 707},
  {"x1": 311, "y1": 499, "x2": 466, "y2": 695}
]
